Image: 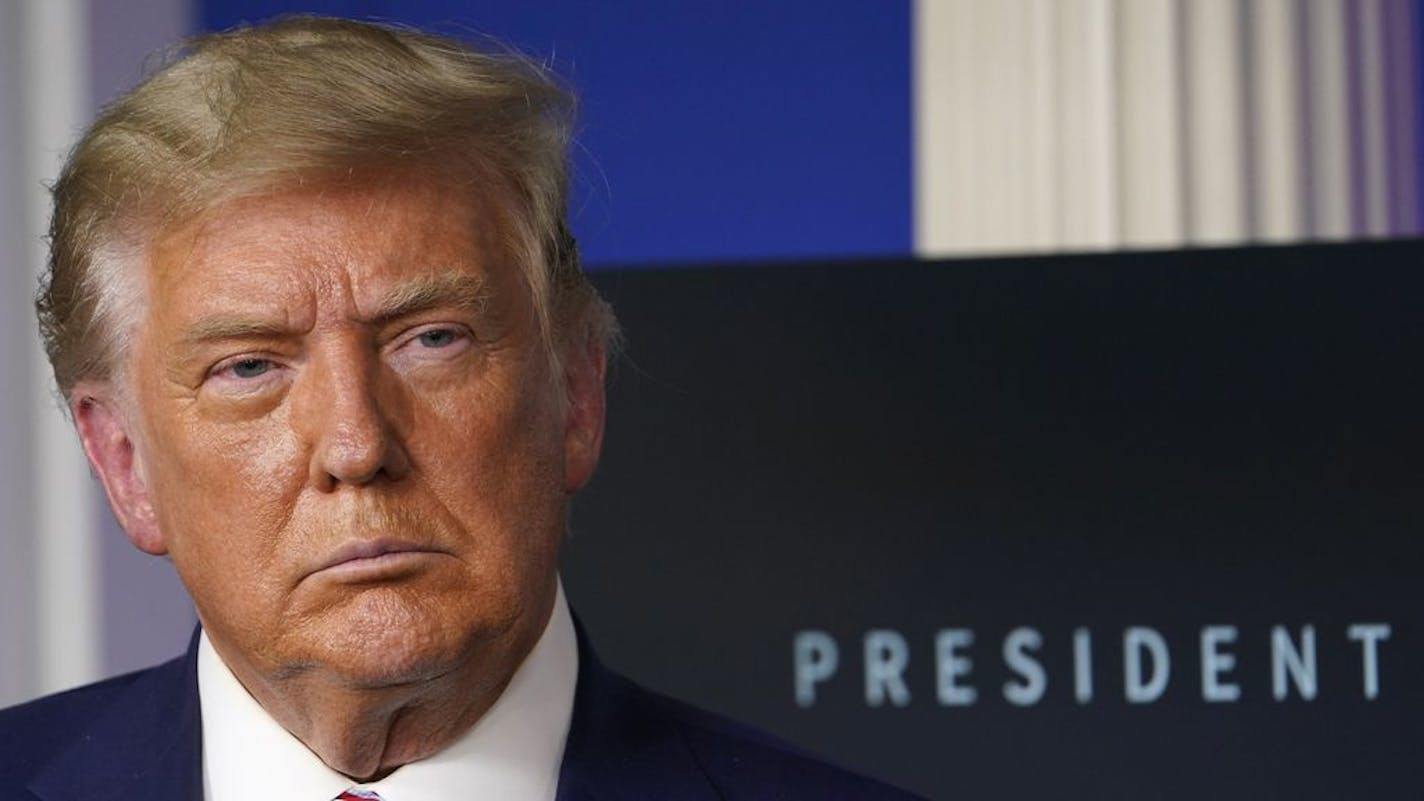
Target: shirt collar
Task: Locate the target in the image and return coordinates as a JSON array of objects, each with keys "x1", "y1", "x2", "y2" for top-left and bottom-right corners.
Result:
[{"x1": 199, "y1": 581, "x2": 579, "y2": 801}]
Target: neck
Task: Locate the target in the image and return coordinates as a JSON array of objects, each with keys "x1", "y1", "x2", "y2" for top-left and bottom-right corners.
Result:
[
  {"x1": 250, "y1": 665, "x2": 509, "y2": 780},
  {"x1": 204, "y1": 597, "x2": 555, "y2": 781}
]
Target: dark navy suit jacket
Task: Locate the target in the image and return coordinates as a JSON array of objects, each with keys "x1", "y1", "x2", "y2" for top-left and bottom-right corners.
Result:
[{"x1": 0, "y1": 632, "x2": 921, "y2": 800}]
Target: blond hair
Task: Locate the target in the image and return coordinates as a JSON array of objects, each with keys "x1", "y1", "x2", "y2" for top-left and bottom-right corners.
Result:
[{"x1": 37, "y1": 15, "x2": 614, "y2": 400}]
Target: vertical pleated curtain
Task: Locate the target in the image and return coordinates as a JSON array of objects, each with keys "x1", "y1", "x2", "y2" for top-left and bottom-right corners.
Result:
[
  {"x1": 914, "y1": 0, "x2": 1421, "y2": 256},
  {"x1": 0, "y1": 0, "x2": 99, "y2": 707}
]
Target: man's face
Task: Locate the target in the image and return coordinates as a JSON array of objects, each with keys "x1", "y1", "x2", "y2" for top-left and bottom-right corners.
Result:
[{"x1": 79, "y1": 172, "x2": 604, "y2": 689}]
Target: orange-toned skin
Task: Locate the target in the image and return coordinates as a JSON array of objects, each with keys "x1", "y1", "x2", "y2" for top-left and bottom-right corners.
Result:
[{"x1": 71, "y1": 173, "x2": 606, "y2": 780}]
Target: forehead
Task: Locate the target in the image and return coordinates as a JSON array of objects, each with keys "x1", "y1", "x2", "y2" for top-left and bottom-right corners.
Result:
[{"x1": 144, "y1": 173, "x2": 518, "y2": 319}]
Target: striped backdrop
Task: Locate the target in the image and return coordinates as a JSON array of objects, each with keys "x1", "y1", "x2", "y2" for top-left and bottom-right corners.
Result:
[
  {"x1": 916, "y1": 0, "x2": 1423, "y2": 255},
  {"x1": 1, "y1": 0, "x2": 1422, "y2": 703}
]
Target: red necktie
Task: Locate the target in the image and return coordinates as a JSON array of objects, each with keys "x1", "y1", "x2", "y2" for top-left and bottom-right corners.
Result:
[{"x1": 336, "y1": 792, "x2": 384, "y2": 800}]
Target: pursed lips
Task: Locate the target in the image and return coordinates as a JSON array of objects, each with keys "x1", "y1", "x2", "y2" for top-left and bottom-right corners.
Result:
[{"x1": 310, "y1": 539, "x2": 447, "y2": 579}]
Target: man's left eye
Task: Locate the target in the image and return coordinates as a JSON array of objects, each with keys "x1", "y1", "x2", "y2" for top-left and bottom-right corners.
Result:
[
  {"x1": 415, "y1": 329, "x2": 460, "y2": 348},
  {"x1": 228, "y1": 358, "x2": 273, "y2": 379}
]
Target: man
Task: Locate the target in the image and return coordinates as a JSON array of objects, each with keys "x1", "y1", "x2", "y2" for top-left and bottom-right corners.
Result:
[{"x1": 0, "y1": 16, "x2": 919, "y2": 801}]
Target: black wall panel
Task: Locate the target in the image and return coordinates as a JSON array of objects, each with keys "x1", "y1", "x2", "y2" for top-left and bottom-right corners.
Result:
[{"x1": 563, "y1": 241, "x2": 1424, "y2": 799}]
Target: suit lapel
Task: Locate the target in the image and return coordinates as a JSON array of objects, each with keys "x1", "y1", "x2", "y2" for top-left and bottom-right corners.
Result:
[
  {"x1": 555, "y1": 628, "x2": 721, "y2": 801},
  {"x1": 27, "y1": 634, "x2": 203, "y2": 801}
]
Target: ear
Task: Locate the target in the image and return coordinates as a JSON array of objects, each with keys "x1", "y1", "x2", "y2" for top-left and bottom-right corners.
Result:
[
  {"x1": 71, "y1": 385, "x2": 166, "y2": 555},
  {"x1": 561, "y1": 327, "x2": 607, "y2": 493}
]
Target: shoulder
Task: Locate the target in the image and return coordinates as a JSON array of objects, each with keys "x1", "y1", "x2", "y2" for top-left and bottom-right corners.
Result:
[
  {"x1": 0, "y1": 655, "x2": 188, "y2": 785},
  {"x1": 573, "y1": 660, "x2": 923, "y2": 800},
  {"x1": 645, "y1": 687, "x2": 922, "y2": 800}
]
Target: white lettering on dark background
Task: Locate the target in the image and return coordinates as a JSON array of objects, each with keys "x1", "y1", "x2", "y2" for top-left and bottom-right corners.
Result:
[{"x1": 792, "y1": 624, "x2": 1392, "y2": 708}]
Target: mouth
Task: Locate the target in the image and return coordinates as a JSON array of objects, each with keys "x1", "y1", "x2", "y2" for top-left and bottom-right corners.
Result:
[{"x1": 311, "y1": 540, "x2": 447, "y2": 582}]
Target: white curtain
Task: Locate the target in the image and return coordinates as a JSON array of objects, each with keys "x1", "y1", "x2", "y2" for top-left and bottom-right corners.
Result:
[
  {"x1": 0, "y1": 0, "x2": 193, "y2": 707},
  {"x1": 915, "y1": 0, "x2": 1421, "y2": 256}
]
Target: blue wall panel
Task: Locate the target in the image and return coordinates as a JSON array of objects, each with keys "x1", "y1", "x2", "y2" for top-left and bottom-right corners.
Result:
[{"x1": 198, "y1": 1, "x2": 913, "y2": 268}]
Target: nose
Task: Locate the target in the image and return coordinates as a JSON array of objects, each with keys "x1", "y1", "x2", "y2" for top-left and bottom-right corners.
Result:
[{"x1": 297, "y1": 346, "x2": 412, "y2": 490}]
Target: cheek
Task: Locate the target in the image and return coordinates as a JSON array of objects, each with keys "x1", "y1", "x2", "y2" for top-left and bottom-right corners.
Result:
[
  {"x1": 183, "y1": 403, "x2": 300, "y2": 488},
  {"x1": 416, "y1": 374, "x2": 566, "y2": 542},
  {"x1": 146, "y1": 409, "x2": 303, "y2": 570}
]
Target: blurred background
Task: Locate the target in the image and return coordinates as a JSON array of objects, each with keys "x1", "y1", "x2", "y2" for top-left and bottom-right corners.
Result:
[{"x1": 2, "y1": 1, "x2": 1422, "y2": 797}]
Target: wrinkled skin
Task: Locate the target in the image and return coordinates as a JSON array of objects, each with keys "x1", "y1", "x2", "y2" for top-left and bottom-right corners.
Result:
[{"x1": 72, "y1": 172, "x2": 606, "y2": 779}]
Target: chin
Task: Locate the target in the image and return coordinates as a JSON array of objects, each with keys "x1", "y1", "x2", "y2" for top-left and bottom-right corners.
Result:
[{"x1": 313, "y1": 584, "x2": 518, "y2": 688}]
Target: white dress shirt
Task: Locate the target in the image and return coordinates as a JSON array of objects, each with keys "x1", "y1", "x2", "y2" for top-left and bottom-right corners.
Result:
[{"x1": 199, "y1": 582, "x2": 578, "y2": 801}]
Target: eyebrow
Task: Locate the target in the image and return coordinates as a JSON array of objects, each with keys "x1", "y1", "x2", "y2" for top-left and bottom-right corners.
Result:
[
  {"x1": 365, "y1": 271, "x2": 490, "y2": 328},
  {"x1": 178, "y1": 271, "x2": 491, "y2": 346},
  {"x1": 181, "y1": 317, "x2": 294, "y2": 345}
]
